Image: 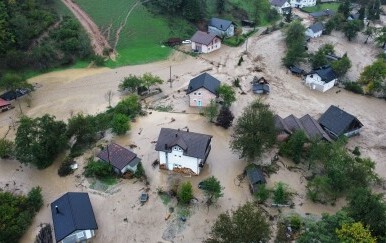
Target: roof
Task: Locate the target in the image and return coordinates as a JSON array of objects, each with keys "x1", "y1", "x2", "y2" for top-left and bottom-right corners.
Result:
[
  {"x1": 309, "y1": 66, "x2": 337, "y2": 82},
  {"x1": 299, "y1": 114, "x2": 332, "y2": 142},
  {"x1": 319, "y1": 105, "x2": 363, "y2": 137},
  {"x1": 97, "y1": 143, "x2": 140, "y2": 170},
  {"x1": 191, "y1": 31, "x2": 218, "y2": 45},
  {"x1": 246, "y1": 166, "x2": 266, "y2": 185},
  {"x1": 283, "y1": 115, "x2": 304, "y2": 132},
  {"x1": 187, "y1": 73, "x2": 221, "y2": 95},
  {"x1": 155, "y1": 128, "x2": 212, "y2": 159},
  {"x1": 252, "y1": 83, "x2": 270, "y2": 93},
  {"x1": 308, "y1": 22, "x2": 324, "y2": 33},
  {"x1": 0, "y1": 98, "x2": 11, "y2": 107},
  {"x1": 51, "y1": 192, "x2": 98, "y2": 242},
  {"x1": 270, "y1": 0, "x2": 288, "y2": 7},
  {"x1": 310, "y1": 9, "x2": 335, "y2": 17},
  {"x1": 274, "y1": 115, "x2": 291, "y2": 134},
  {"x1": 289, "y1": 66, "x2": 304, "y2": 74},
  {"x1": 208, "y1": 17, "x2": 233, "y2": 31}
]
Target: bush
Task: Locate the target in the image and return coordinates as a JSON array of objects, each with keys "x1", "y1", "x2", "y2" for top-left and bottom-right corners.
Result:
[
  {"x1": 238, "y1": 56, "x2": 244, "y2": 66},
  {"x1": 111, "y1": 113, "x2": 130, "y2": 135},
  {"x1": 233, "y1": 78, "x2": 241, "y2": 88},
  {"x1": 352, "y1": 146, "x2": 361, "y2": 156},
  {"x1": 92, "y1": 55, "x2": 105, "y2": 66},
  {"x1": 178, "y1": 181, "x2": 194, "y2": 204},
  {"x1": 58, "y1": 157, "x2": 74, "y2": 177},
  {"x1": 84, "y1": 159, "x2": 114, "y2": 179},
  {"x1": 134, "y1": 162, "x2": 145, "y2": 178},
  {"x1": 289, "y1": 214, "x2": 302, "y2": 230},
  {"x1": 254, "y1": 184, "x2": 270, "y2": 203},
  {"x1": 279, "y1": 130, "x2": 307, "y2": 163},
  {"x1": 0, "y1": 138, "x2": 14, "y2": 159},
  {"x1": 27, "y1": 187, "x2": 43, "y2": 212},
  {"x1": 344, "y1": 81, "x2": 364, "y2": 94},
  {"x1": 114, "y1": 95, "x2": 142, "y2": 118},
  {"x1": 273, "y1": 182, "x2": 291, "y2": 204},
  {"x1": 216, "y1": 107, "x2": 235, "y2": 129}
]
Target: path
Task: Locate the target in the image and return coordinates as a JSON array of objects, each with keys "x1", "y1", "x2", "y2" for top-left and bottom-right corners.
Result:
[
  {"x1": 114, "y1": 0, "x2": 141, "y2": 50},
  {"x1": 61, "y1": 0, "x2": 114, "y2": 58}
]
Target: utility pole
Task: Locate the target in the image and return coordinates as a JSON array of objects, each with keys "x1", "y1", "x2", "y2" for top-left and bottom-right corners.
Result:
[{"x1": 169, "y1": 66, "x2": 172, "y2": 88}]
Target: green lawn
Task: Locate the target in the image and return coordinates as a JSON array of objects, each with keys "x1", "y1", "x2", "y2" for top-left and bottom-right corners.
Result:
[
  {"x1": 303, "y1": 3, "x2": 341, "y2": 13},
  {"x1": 74, "y1": 0, "x2": 195, "y2": 67}
]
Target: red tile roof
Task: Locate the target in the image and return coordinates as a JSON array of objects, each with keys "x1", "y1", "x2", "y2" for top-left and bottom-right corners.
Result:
[{"x1": 0, "y1": 98, "x2": 10, "y2": 108}]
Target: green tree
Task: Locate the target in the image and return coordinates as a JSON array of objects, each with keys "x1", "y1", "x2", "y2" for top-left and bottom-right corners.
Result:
[
  {"x1": 201, "y1": 176, "x2": 224, "y2": 206},
  {"x1": 111, "y1": 113, "x2": 130, "y2": 135},
  {"x1": 331, "y1": 53, "x2": 352, "y2": 77},
  {"x1": 67, "y1": 114, "x2": 97, "y2": 145},
  {"x1": 251, "y1": 0, "x2": 271, "y2": 25},
  {"x1": 311, "y1": 49, "x2": 329, "y2": 69},
  {"x1": 279, "y1": 130, "x2": 307, "y2": 163},
  {"x1": 343, "y1": 20, "x2": 363, "y2": 41},
  {"x1": 0, "y1": 73, "x2": 32, "y2": 92},
  {"x1": 216, "y1": 107, "x2": 234, "y2": 129},
  {"x1": 336, "y1": 222, "x2": 376, "y2": 243},
  {"x1": 15, "y1": 115, "x2": 68, "y2": 169},
  {"x1": 0, "y1": 138, "x2": 14, "y2": 159},
  {"x1": 368, "y1": 0, "x2": 381, "y2": 20},
  {"x1": 141, "y1": 73, "x2": 163, "y2": 90},
  {"x1": 283, "y1": 21, "x2": 306, "y2": 67},
  {"x1": 375, "y1": 27, "x2": 386, "y2": 48},
  {"x1": 218, "y1": 84, "x2": 236, "y2": 107},
  {"x1": 216, "y1": 0, "x2": 225, "y2": 14},
  {"x1": 338, "y1": 0, "x2": 351, "y2": 18},
  {"x1": 178, "y1": 181, "x2": 194, "y2": 204},
  {"x1": 0, "y1": 2, "x2": 14, "y2": 54},
  {"x1": 114, "y1": 95, "x2": 142, "y2": 118},
  {"x1": 205, "y1": 202, "x2": 271, "y2": 243},
  {"x1": 273, "y1": 182, "x2": 291, "y2": 204},
  {"x1": 358, "y1": 59, "x2": 386, "y2": 93},
  {"x1": 204, "y1": 99, "x2": 218, "y2": 122},
  {"x1": 346, "y1": 187, "x2": 386, "y2": 239},
  {"x1": 230, "y1": 100, "x2": 276, "y2": 162},
  {"x1": 363, "y1": 26, "x2": 376, "y2": 44},
  {"x1": 84, "y1": 159, "x2": 113, "y2": 179},
  {"x1": 119, "y1": 75, "x2": 142, "y2": 93},
  {"x1": 27, "y1": 187, "x2": 43, "y2": 212}
]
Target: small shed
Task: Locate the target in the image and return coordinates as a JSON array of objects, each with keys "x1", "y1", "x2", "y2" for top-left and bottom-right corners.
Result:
[{"x1": 246, "y1": 165, "x2": 266, "y2": 194}]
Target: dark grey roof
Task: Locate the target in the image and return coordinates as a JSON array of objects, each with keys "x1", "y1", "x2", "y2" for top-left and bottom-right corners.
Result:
[
  {"x1": 300, "y1": 114, "x2": 332, "y2": 142},
  {"x1": 310, "y1": 9, "x2": 335, "y2": 17},
  {"x1": 270, "y1": 0, "x2": 288, "y2": 7},
  {"x1": 208, "y1": 17, "x2": 233, "y2": 31},
  {"x1": 247, "y1": 166, "x2": 266, "y2": 185},
  {"x1": 274, "y1": 115, "x2": 291, "y2": 134},
  {"x1": 155, "y1": 128, "x2": 212, "y2": 159},
  {"x1": 51, "y1": 192, "x2": 98, "y2": 242},
  {"x1": 308, "y1": 22, "x2": 324, "y2": 33},
  {"x1": 319, "y1": 105, "x2": 363, "y2": 137},
  {"x1": 309, "y1": 66, "x2": 337, "y2": 83},
  {"x1": 252, "y1": 83, "x2": 270, "y2": 93},
  {"x1": 187, "y1": 72, "x2": 221, "y2": 95},
  {"x1": 97, "y1": 143, "x2": 140, "y2": 170},
  {"x1": 283, "y1": 115, "x2": 304, "y2": 132},
  {"x1": 289, "y1": 66, "x2": 304, "y2": 74},
  {"x1": 191, "y1": 31, "x2": 218, "y2": 45}
]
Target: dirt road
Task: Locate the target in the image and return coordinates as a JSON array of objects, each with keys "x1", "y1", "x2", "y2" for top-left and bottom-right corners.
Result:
[{"x1": 61, "y1": 0, "x2": 113, "y2": 57}]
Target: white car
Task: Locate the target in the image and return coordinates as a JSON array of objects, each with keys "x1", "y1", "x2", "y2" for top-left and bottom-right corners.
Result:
[{"x1": 182, "y1": 40, "x2": 191, "y2": 44}]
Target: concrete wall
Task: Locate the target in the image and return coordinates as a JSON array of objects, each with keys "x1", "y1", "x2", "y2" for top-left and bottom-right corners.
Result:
[
  {"x1": 158, "y1": 147, "x2": 201, "y2": 174},
  {"x1": 189, "y1": 87, "x2": 217, "y2": 107},
  {"x1": 290, "y1": 0, "x2": 316, "y2": 8}
]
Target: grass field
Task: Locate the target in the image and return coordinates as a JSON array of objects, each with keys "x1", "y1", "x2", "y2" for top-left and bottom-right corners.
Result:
[
  {"x1": 75, "y1": 0, "x2": 194, "y2": 67},
  {"x1": 303, "y1": 3, "x2": 341, "y2": 13}
]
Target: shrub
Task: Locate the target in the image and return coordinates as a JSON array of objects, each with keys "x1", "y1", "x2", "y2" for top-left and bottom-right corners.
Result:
[
  {"x1": 254, "y1": 184, "x2": 270, "y2": 203},
  {"x1": 178, "y1": 181, "x2": 194, "y2": 204},
  {"x1": 344, "y1": 81, "x2": 364, "y2": 94},
  {"x1": 352, "y1": 146, "x2": 361, "y2": 156},
  {"x1": 27, "y1": 187, "x2": 43, "y2": 212},
  {"x1": 84, "y1": 159, "x2": 113, "y2": 179},
  {"x1": 92, "y1": 55, "x2": 105, "y2": 66},
  {"x1": 289, "y1": 214, "x2": 302, "y2": 230},
  {"x1": 0, "y1": 138, "x2": 14, "y2": 159},
  {"x1": 111, "y1": 114, "x2": 130, "y2": 135},
  {"x1": 134, "y1": 162, "x2": 145, "y2": 178},
  {"x1": 279, "y1": 130, "x2": 307, "y2": 163},
  {"x1": 273, "y1": 182, "x2": 291, "y2": 204},
  {"x1": 216, "y1": 107, "x2": 235, "y2": 129},
  {"x1": 58, "y1": 157, "x2": 74, "y2": 177}
]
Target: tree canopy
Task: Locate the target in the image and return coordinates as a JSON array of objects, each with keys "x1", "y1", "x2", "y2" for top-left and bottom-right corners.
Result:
[
  {"x1": 205, "y1": 202, "x2": 271, "y2": 243},
  {"x1": 218, "y1": 84, "x2": 236, "y2": 108},
  {"x1": 358, "y1": 59, "x2": 386, "y2": 94},
  {"x1": 201, "y1": 176, "x2": 224, "y2": 206},
  {"x1": 283, "y1": 20, "x2": 306, "y2": 67}
]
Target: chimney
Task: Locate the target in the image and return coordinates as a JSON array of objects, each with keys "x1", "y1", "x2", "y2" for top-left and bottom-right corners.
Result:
[
  {"x1": 55, "y1": 205, "x2": 59, "y2": 214},
  {"x1": 187, "y1": 128, "x2": 189, "y2": 132},
  {"x1": 220, "y1": 24, "x2": 223, "y2": 29},
  {"x1": 175, "y1": 133, "x2": 178, "y2": 137},
  {"x1": 164, "y1": 144, "x2": 168, "y2": 150}
]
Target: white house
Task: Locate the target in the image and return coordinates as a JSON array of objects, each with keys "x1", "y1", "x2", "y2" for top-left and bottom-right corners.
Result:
[
  {"x1": 208, "y1": 17, "x2": 235, "y2": 38},
  {"x1": 186, "y1": 72, "x2": 220, "y2": 107},
  {"x1": 97, "y1": 143, "x2": 140, "y2": 175},
  {"x1": 270, "y1": 0, "x2": 291, "y2": 15},
  {"x1": 155, "y1": 128, "x2": 212, "y2": 175},
  {"x1": 290, "y1": 0, "x2": 316, "y2": 8},
  {"x1": 305, "y1": 22, "x2": 324, "y2": 38},
  {"x1": 191, "y1": 31, "x2": 221, "y2": 54},
  {"x1": 51, "y1": 192, "x2": 98, "y2": 243},
  {"x1": 305, "y1": 66, "x2": 337, "y2": 92}
]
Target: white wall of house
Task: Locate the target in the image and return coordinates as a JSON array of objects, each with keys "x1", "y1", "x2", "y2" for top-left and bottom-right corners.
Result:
[
  {"x1": 189, "y1": 88, "x2": 217, "y2": 107},
  {"x1": 305, "y1": 29, "x2": 322, "y2": 38},
  {"x1": 60, "y1": 229, "x2": 95, "y2": 243},
  {"x1": 159, "y1": 146, "x2": 202, "y2": 175},
  {"x1": 208, "y1": 25, "x2": 235, "y2": 37},
  {"x1": 273, "y1": 2, "x2": 291, "y2": 14},
  {"x1": 121, "y1": 163, "x2": 138, "y2": 174},
  {"x1": 191, "y1": 38, "x2": 221, "y2": 54},
  {"x1": 290, "y1": 0, "x2": 316, "y2": 8},
  {"x1": 305, "y1": 74, "x2": 336, "y2": 92}
]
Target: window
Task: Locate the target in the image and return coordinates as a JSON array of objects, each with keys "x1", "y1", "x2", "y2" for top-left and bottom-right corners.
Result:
[
  {"x1": 194, "y1": 92, "x2": 197, "y2": 95},
  {"x1": 198, "y1": 92, "x2": 201, "y2": 95}
]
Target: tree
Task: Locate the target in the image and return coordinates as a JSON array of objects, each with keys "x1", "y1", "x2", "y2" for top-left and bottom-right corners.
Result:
[
  {"x1": 201, "y1": 176, "x2": 224, "y2": 206},
  {"x1": 251, "y1": 0, "x2": 271, "y2": 25},
  {"x1": 230, "y1": 100, "x2": 276, "y2": 162},
  {"x1": 178, "y1": 181, "x2": 193, "y2": 204},
  {"x1": 15, "y1": 115, "x2": 68, "y2": 169},
  {"x1": 114, "y1": 95, "x2": 142, "y2": 118},
  {"x1": 368, "y1": 0, "x2": 381, "y2": 20},
  {"x1": 363, "y1": 26, "x2": 376, "y2": 44},
  {"x1": 141, "y1": 73, "x2": 163, "y2": 90},
  {"x1": 218, "y1": 84, "x2": 236, "y2": 107},
  {"x1": 338, "y1": 0, "x2": 351, "y2": 18},
  {"x1": 273, "y1": 182, "x2": 291, "y2": 204},
  {"x1": 119, "y1": 75, "x2": 142, "y2": 93},
  {"x1": 0, "y1": 138, "x2": 14, "y2": 159},
  {"x1": 331, "y1": 53, "x2": 352, "y2": 77},
  {"x1": 204, "y1": 99, "x2": 218, "y2": 122},
  {"x1": 311, "y1": 49, "x2": 329, "y2": 69},
  {"x1": 111, "y1": 113, "x2": 130, "y2": 135},
  {"x1": 216, "y1": 0, "x2": 225, "y2": 14},
  {"x1": 279, "y1": 130, "x2": 307, "y2": 163},
  {"x1": 67, "y1": 114, "x2": 97, "y2": 146},
  {"x1": 336, "y1": 222, "x2": 376, "y2": 243},
  {"x1": 375, "y1": 27, "x2": 386, "y2": 48},
  {"x1": 358, "y1": 59, "x2": 386, "y2": 93},
  {"x1": 84, "y1": 159, "x2": 113, "y2": 179},
  {"x1": 346, "y1": 187, "x2": 386, "y2": 239},
  {"x1": 0, "y1": 73, "x2": 32, "y2": 92},
  {"x1": 285, "y1": 8, "x2": 292, "y2": 23},
  {"x1": 205, "y1": 202, "x2": 271, "y2": 243},
  {"x1": 283, "y1": 21, "x2": 306, "y2": 67},
  {"x1": 343, "y1": 20, "x2": 363, "y2": 41},
  {"x1": 216, "y1": 107, "x2": 234, "y2": 129}
]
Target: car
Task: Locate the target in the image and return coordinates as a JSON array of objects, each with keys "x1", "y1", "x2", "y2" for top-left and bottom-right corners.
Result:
[{"x1": 182, "y1": 40, "x2": 191, "y2": 44}]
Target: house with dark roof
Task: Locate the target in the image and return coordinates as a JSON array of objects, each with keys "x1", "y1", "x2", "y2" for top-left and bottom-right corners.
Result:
[
  {"x1": 270, "y1": 0, "x2": 291, "y2": 14},
  {"x1": 190, "y1": 31, "x2": 221, "y2": 53},
  {"x1": 51, "y1": 192, "x2": 98, "y2": 243},
  {"x1": 155, "y1": 128, "x2": 212, "y2": 175},
  {"x1": 252, "y1": 76, "x2": 270, "y2": 94},
  {"x1": 290, "y1": 0, "x2": 316, "y2": 8},
  {"x1": 187, "y1": 72, "x2": 221, "y2": 107},
  {"x1": 305, "y1": 22, "x2": 324, "y2": 38},
  {"x1": 319, "y1": 105, "x2": 363, "y2": 139},
  {"x1": 309, "y1": 9, "x2": 335, "y2": 18},
  {"x1": 305, "y1": 66, "x2": 337, "y2": 92},
  {"x1": 245, "y1": 165, "x2": 266, "y2": 194},
  {"x1": 208, "y1": 17, "x2": 235, "y2": 38},
  {"x1": 274, "y1": 114, "x2": 332, "y2": 142},
  {"x1": 97, "y1": 143, "x2": 141, "y2": 175}
]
